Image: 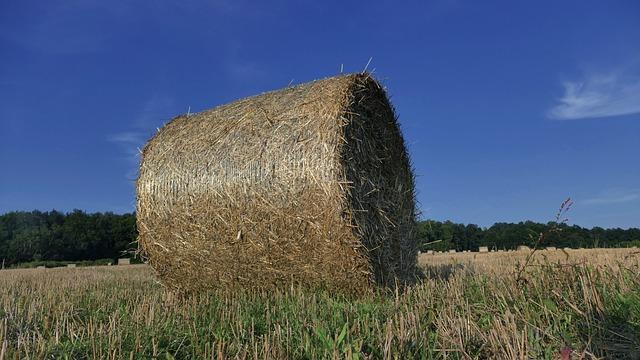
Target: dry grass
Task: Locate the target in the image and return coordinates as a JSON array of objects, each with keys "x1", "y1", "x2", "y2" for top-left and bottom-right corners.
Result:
[
  {"x1": 419, "y1": 247, "x2": 640, "y2": 275},
  {"x1": 137, "y1": 73, "x2": 417, "y2": 294},
  {"x1": 1, "y1": 248, "x2": 639, "y2": 359}
]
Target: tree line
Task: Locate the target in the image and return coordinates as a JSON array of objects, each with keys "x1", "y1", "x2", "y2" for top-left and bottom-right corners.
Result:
[
  {"x1": 0, "y1": 210, "x2": 136, "y2": 266},
  {"x1": 0, "y1": 210, "x2": 638, "y2": 266},
  {"x1": 417, "y1": 220, "x2": 640, "y2": 252}
]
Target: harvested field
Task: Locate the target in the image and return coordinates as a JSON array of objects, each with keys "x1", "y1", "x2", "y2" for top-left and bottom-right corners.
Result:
[
  {"x1": 1, "y1": 248, "x2": 639, "y2": 359},
  {"x1": 419, "y1": 247, "x2": 639, "y2": 275}
]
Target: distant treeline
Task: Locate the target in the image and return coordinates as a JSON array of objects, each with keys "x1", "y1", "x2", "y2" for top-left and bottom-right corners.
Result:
[
  {"x1": 0, "y1": 210, "x2": 136, "y2": 266},
  {"x1": 0, "y1": 210, "x2": 638, "y2": 266},
  {"x1": 417, "y1": 220, "x2": 640, "y2": 252}
]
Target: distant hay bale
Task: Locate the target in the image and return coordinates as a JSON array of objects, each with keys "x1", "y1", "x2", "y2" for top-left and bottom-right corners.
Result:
[
  {"x1": 448, "y1": 250, "x2": 456, "y2": 254},
  {"x1": 426, "y1": 250, "x2": 434, "y2": 255},
  {"x1": 117, "y1": 258, "x2": 130, "y2": 266},
  {"x1": 137, "y1": 73, "x2": 417, "y2": 294},
  {"x1": 517, "y1": 245, "x2": 531, "y2": 252},
  {"x1": 36, "y1": 266, "x2": 45, "y2": 269},
  {"x1": 545, "y1": 247, "x2": 556, "y2": 251},
  {"x1": 67, "y1": 264, "x2": 76, "y2": 268},
  {"x1": 478, "y1": 246, "x2": 489, "y2": 253}
]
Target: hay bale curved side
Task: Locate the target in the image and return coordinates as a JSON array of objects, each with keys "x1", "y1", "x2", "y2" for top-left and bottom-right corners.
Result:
[{"x1": 136, "y1": 73, "x2": 417, "y2": 293}]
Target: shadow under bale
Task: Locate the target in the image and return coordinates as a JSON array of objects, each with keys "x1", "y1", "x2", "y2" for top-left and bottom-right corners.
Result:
[{"x1": 136, "y1": 73, "x2": 418, "y2": 294}]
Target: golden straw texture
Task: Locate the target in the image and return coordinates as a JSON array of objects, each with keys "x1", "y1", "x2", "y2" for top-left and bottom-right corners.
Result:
[{"x1": 136, "y1": 73, "x2": 417, "y2": 294}]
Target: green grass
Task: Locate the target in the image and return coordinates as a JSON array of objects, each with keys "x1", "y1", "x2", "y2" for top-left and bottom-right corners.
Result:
[{"x1": 1, "y1": 254, "x2": 639, "y2": 359}]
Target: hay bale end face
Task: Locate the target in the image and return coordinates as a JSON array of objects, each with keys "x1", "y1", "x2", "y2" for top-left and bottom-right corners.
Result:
[{"x1": 137, "y1": 73, "x2": 417, "y2": 294}]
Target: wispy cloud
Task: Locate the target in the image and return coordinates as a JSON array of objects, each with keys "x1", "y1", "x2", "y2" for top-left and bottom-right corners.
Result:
[
  {"x1": 222, "y1": 42, "x2": 268, "y2": 84},
  {"x1": 0, "y1": 0, "x2": 124, "y2": 54},
  {"x1": 107, "y1": 131, "x2": 146, "y2": 180},
  {"x1": 548, "y1": 67, "x2": 640, "y2": 120},
  {"x1": 109, "y1": 95, "x2": 177, "y2": 179},
  {"x1": 0, "y1": 0, "x2": 245, "y2": 54},
  {"x1": 226, "y1": 61, "x2": 267, "y2": 82},
  {"x1": 107, "y1": 132, "x2": 144, "y2": 145},
  {"x1": 583, "y1": 189, "x2": 640, "y2": 205}
]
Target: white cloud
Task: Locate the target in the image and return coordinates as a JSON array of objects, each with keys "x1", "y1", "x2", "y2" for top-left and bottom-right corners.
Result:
[
  {"x1": 108, "y1": 131, "x2": 145, "y2": 180},
  {"x1": 109, "y1": 95, "x2": 177, "y2": 179},
  {"x1": 548, "y1": 68, "x2": 640, "y2": 120},
  {"x1": 107, "y1": 132, "x2": 144, "y2": 145},
  {"x1": 583, "y1": 190, "x2": 640, "y2": 205},
  {"x1": 0, "y1": 0, "x2": 123, "y2": 54},
  {"x1": 0, "y1": 0, "x2": 243, "y2": 54},
  {"x1": 222, "y1": 42, "x2": 268, "y2": 83},
  {"x1": 226, "y1": 61, "x2": 267, "y2": 82}
]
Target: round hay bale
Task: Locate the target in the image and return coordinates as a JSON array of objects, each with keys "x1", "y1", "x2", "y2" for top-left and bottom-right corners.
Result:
[{"x1": 137, "y1": 73, "x2": 417, "y2": 294}]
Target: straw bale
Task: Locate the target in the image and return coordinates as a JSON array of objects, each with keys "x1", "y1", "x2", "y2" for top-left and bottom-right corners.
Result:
[
  {"x1": 478, "y1": 246, "x2": 489, "y2": 253},
  {"x1": 118, "y1": 258, "x2": 130, "y2": 266},
  {"x1": 137, "y1": 73, "x2": 417, "y2": 294}
]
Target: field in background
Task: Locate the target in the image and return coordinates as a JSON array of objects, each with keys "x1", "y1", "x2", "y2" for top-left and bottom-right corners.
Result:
[
  {"x1": 418, "y1": 247, "x2": 640, "y2": 275},
  {"x1": 1, "y1": 249, "x2": 639, "y2": 359}
]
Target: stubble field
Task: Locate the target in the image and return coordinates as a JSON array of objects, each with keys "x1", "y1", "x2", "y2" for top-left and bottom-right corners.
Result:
[{"x1": 1, "y1": 248, "x2": 639, "y2": 359}]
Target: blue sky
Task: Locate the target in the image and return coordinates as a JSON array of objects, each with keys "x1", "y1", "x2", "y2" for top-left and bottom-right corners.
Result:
[{"x1": 1, "y1": 0, "x2": 639, "y2": 228}]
